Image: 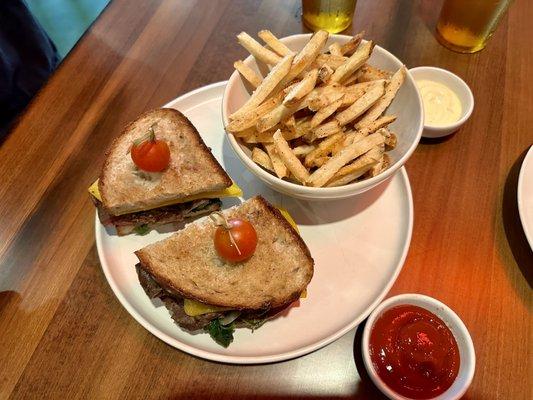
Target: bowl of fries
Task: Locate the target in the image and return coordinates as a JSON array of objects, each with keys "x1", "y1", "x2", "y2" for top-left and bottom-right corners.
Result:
[{"x1": 222, "y1": 30, "x2": 423, "y2": 200}]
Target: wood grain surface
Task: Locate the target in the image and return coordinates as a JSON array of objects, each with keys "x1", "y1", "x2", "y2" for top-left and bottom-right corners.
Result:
[{"x1": 0, "y1": 0, "x2": 531, "y2": 399}]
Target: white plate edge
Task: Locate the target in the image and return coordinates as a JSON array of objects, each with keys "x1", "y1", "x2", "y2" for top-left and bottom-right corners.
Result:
[{"x1": 517, "y1": 145, "x2": 533, "y2": 250}]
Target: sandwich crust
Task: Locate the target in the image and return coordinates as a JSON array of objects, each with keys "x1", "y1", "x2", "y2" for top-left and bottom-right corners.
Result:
[
  {"x1": 99, "y1": 108, "x2": 231, "y2": 216},
  {"x1": 135, "y1": 196, "x2": 314, "y2": 310}
]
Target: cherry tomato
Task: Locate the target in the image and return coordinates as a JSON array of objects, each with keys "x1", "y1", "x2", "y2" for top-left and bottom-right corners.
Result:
[
  {"x1": 131, "y1": 139, "x2": 170, "y2": 172},
  {"x1": 214, "y1": 218, "x2": 258, "y2": 262}
]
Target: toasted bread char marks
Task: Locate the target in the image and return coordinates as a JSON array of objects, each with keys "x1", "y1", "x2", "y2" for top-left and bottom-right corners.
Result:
[
  {"x1": 99, "y1": 108, "x2": 232, "y2": 216},
  {"x1": 135, "y1": 196, "x2": 314, "y2": 310}
]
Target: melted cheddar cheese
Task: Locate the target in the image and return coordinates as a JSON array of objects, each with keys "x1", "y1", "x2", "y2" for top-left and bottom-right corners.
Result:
[{"x1": 88, "y1": 179, "x2": 242, "y2": 205}]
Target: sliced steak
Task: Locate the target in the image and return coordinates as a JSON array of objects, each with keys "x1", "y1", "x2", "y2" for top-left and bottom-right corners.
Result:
[
  {"x1": 136, "y1": 264, "x2": 222, "y2": 331},
  {"x1": 161, "y1": 297, "x2": 222, "y2": 331},
  {"x1": 93, "y1": 198, "x2": 222, "y2": 235},
  {"x1": 136, "y1": 265, "x2": 165, "y2": 298}
]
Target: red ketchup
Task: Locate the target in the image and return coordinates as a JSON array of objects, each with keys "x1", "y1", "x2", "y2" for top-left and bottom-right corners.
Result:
[{"x1": 369, "y1": 305, "x2": 460, "y2": 399}]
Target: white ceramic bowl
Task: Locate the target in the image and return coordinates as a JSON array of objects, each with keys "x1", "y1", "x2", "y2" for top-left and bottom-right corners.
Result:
[
  {"x1": 222, "y1": 34, "x2": 423, "y2": 201},
  {"x1": 362, "y1": 294, "x2": 476, "y2": 400},
  {"x1": 409, "y1": 66, "x2": 474, "y2": 139}
]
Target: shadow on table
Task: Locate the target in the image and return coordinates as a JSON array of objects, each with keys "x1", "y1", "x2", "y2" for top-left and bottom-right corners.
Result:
[
  {"x1": 351, "y1": 321, "x2": 388, "y2": 400},
  {"x1": 167, "y1": 392, "x2": 382, "y2": 400},
  {"x1": 168, "y1": 396, "x2": 373, "y2": 400},
  {"x1": 500, "y1": 148, "x2": 533, "y2": 291},
  {"x1": 420, "y1": 132, "x2": 457, "y2": 145}
]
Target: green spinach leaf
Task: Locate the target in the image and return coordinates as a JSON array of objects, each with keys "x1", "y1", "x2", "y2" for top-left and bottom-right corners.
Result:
[
  {"x1": 134, "y1": 224, "x2": 150, "y2": 235},
  {"x1": 205, "y1": 319, "x2": 235, "y2": 348},
  {"x1": 241, "y1": 318, "x2": 266, "y2": 332}
]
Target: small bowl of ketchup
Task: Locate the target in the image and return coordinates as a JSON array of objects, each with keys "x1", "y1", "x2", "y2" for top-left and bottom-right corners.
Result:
[{"x1": 362, "y1": 294, "x2": 475, "y2": 400}]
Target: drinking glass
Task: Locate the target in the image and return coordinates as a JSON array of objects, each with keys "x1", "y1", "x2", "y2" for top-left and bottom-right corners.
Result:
[
  {"x1": 436, "y1": 0, "x2": 513, "y2": 53},
  {"x1": 302, "y1": 0, "x2": 357, "y2": 33}
]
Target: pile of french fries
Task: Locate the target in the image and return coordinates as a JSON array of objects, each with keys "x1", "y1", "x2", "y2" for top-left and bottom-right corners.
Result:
[{"x1": 226, "y1": 30, "x2": 406, "y2": 188}]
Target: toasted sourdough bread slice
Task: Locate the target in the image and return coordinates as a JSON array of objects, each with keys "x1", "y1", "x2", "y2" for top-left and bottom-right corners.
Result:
[
  {"x1": 135, "y1": 196, "x2": 314, "y2": 310},
  {"x1": 99, "y1": 108, "x2": 232, "y2": 216}
]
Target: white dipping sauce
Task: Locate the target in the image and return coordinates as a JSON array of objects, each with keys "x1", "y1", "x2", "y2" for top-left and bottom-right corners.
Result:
[{"x1": 416, "y1": 80, "x2": 462, "y2": 127}]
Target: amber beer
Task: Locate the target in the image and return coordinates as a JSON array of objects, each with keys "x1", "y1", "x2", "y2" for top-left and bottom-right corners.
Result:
[
  {"x1": 302, "y1": 0, "x2": 357, "y2": 33},
  {"x1": 436, "y1": 0, "x2": 512, "y2": 53}
]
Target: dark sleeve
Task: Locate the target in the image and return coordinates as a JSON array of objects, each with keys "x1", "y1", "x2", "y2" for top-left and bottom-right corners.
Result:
[{"x1": 0, "y1": 0, "x2": 60, "y2": 135}]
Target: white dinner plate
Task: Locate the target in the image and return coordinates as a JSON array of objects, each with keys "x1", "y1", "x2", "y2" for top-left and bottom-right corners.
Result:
[
  {"x1": 95, "y1": 81, "x2": 413, "y2": 364},
  {"x1": 518, "y1": 145, "x2": 533, "y2": 250}
]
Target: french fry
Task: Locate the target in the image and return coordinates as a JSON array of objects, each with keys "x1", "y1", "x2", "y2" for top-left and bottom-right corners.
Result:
[
  {"x1": 331, "y1": 138, "x2": 346, "y2": 155},
  {"x1": 292, "y1": 144, "x2": 316, "y2": 157},
  {"x1": 365, "y1": 153, "x2": 391, "y2": 178},
  {"x1": 305, "y1": 83, "x2": 345, "y2": 111},
  {"x1": 306, "y1": 133, "x2": 385, "y2": 187},
  {"x1": 302, "y1": 132, "x2": 315, "y2": 143},
  {"x1": 313, "y1": 156, "x2": 330, "y2": 167},
  {"x1": 358, "y1": 115, "x2": 397, "y2": 136},
  {"x1": 377, "y1": 128, "x2": 397, "y2": 149},
  {"x1": 257, "y1": 96, "x2": 309, "y2": 133},
  {"x1": 264, "y1": 143, "x2": 288, "y2": 178},
  {"x1": 356, "y1": 66, "x2": 406, "y2": 128},
  {"x1": 237, "y1": 32, "x2": 281, "y2": 65},
  {"x1": 283, "y1": 69, "x2": 319, "y2": 106},
  {"x1": 356, "y1": 64, "x2": 392, "y2": 82},
  {"x1": 283, "y1": 30, "x2": 329, "y2": 83},
  {"x1": 326, "y1": 146, "x2": 382, "y2": 186},
  {"x1": 318, "y1": 64, "x2": 334, "y2": 83},
  {"x1": 284, "y1": 115, "x2": 296, "y2": 129},
  {"x1": 258, "y1": 30, "x2": 293, "y2": 56},
  {"x1": 326, "y1": 114, "x2": 395, "y2": 153},
  {"x1": 241, "y1": 131, "x2": 275, "y2": 143},
  {"x1": 341, "y1": 73, "x2": 360, "y2": 86},
  {"x1": 329, "y1": 42, "x2": 342, "y2": 56},
  {"x1": 311, "y1": 97, "x2": 344, "y2": 128},
  {"x1": 332, "y1": 131, "x2": 364, "y2": 153},
  {"x1": 242, "y1": 128, "x2": 301, "y2": 143},
  {"x1": 340, "y1": 32, "x2": 364, "y2": 56},
  {"x1": 330, "y1": 40, "x2": 373, "y2": 83},
  {"x1": 335, "y1": 82, "x2": 385, "y2": 126},
  {"x1": 273, "y1": 130, "x2": 310, "y2": 183},
  {"x1": 229, "y1": 54, "x2": 294, "y2": 120},
  {"x1": 230, "y1": 127, "x2": 257, "y2": 138},
  {"x1": 328, "y1": 116, "x2": 395, "y2": 149},
  {"x1": 252, "y1": 147, "x2": 274, "y2": 172},
  {"x1": 256, "y1": 104, "x2": 289, "y2": 132},
  {"x1": 226, "y1": 94, "x2": 282, "y2": 132},
  {"x1": 313, "y1": 120, "x2": 342, "y2": 139},
  {"x1": 386, "y1": 134, "x2": 397, "y2": 149},
  {"x1": 234, "y1": 60, "x2": 263, "y2": 88},
  {"x1": 304, "y1": 132, "x2": 343, "y2": 167},
  {"x1": 284, "y1": 124, "x2": 309, "y2": 140},
  {"x1": 326, "y1": 161, "x2": 377, "y2": 186},
  {"x1": 337, "y1": 146, "x2": 383, "y2": 176},
  {"x1": 258, "y1": 68, "x2": 319, "y2": 132},
  {"x1": 313, "y1": 53, "x2": 347, "y2": 69},
  {"x1": 294, "y1": 117, "x2": 312, "y2": 138},
  {"x1": 342, "y1": 80, "x2": 386, "y2": 106}
]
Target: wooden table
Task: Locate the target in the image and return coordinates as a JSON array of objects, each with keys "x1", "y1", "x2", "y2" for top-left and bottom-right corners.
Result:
[{"x1": 1, "y1": 0, "x2": 531, "y2": 398}]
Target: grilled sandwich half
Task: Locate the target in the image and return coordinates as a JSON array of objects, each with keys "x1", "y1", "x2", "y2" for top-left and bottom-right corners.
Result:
[
  {"x1": 89, "y1": 108, "x2": 241, "y2": 235},
  {"x1": 134, "y1": 196, "x2": 314, "y2": 347}
]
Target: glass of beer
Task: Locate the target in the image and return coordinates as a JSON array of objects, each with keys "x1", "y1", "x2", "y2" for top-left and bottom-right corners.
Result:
[
  {"x1": 302, "y1": 0, "x2": 357, "y2": 33},
  {"x1": 436, "y1": 0, "x2": 513, "y2": 53}
]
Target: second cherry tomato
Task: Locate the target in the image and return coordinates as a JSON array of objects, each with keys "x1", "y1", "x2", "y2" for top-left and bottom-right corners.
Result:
[
  {"x1": 214, "y1": 218, "x2": 258, "y2": 262},
  {"x1": 131, "y1": 139, "x2": 170, "y2": 172}
]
